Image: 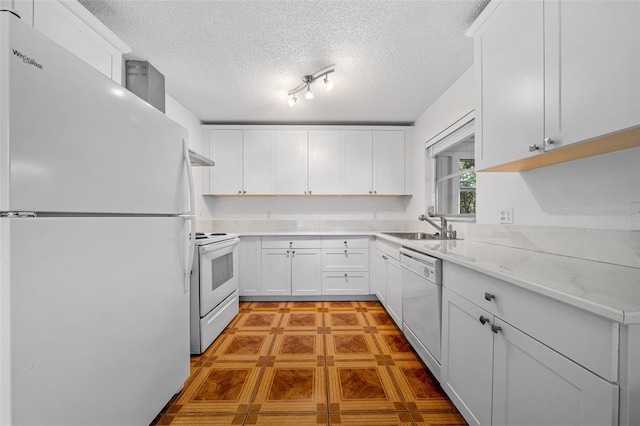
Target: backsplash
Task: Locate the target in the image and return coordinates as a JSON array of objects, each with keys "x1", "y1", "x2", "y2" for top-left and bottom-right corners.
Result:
[
  {"x1": 462, "y1": 224, "x2": 640, "y2": 269},
  {"x1": 199, "y1": 220, "x2": 425, "y2": 234},
  {"x1": 198, "y1": 220, "x2": 639, "y2": 269}
]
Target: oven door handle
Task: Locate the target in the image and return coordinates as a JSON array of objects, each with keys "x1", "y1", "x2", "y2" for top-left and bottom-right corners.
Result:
[
  {"x1": 199, "y1": 237, "x2": 240, "y2": 254},
  {"x1": 181, "y1": 138, "x2": 197, "y2": 293}
]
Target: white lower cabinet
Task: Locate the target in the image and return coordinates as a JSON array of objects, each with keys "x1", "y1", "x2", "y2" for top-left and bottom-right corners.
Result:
[
  {"x1": 261, "y1": 248, "x2": 321, "y2": 296},
  {"x1": 243, "y1": 235, "x2": 371, "y2": 297},
  {"x1": 290, "y1": 249, "x2": 322, "y2": 296},
  {"x1": 384, "y1": 256, "x2": 402, "y2": 328},
  {"x1": 373, "y1": 249, "x2": 387, "y2": 304},
  {"x1": 373, "y1": 239, "x2": 402, "y2": 328},
  {"x1": 261, "y1": 249, "x2": 292, "y2": 296},
  {"x1": 322, "y1": 272, "x2": 370, "y2": 295},
  {"x1": 320, "y1": 236, "x2": 370, "y2": 295},
  {"x1": 442, "y1": 272, "x2": 619, "y2": 426},
  {"x1": 492, "y1": 318, "x2": 618, "y2": 426},
  {"x1": 238, "y1": 236, "x2": 262, "y2": 296},
  {"x1": 260, "y1": 237, "x2": 321, "y2": 296},
  {"x1": 441, "y1": 289, "x2": 493, "y2": 426}
]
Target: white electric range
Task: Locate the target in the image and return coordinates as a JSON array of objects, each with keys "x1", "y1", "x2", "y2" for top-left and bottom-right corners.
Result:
[{"x1": 190, "y1": 233, "x2": 240, "y2": 354}]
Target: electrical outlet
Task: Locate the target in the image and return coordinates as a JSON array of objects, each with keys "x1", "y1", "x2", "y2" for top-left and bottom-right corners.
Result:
[
  {"x1": 499, "y1": 208, "x2": 514, "y2": 224},
  {"x1": 632, "y1": 202, "x2": 640, "y2": 231},
  {"x1": 266, "y1": 211, "x2": 271, "y2": 220},
  {"x1": 373, "y1": 212, "x2": 377, "y2": 220}
]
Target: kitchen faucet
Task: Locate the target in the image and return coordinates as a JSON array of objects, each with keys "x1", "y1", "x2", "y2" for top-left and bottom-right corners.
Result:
[{"x1": 418, "y1": 213, "x2": 457, "y2": 239}]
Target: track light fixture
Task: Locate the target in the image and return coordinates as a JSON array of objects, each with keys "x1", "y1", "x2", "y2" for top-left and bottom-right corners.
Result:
[{"x1": 287, "y1": 65, "x2": 335, "y2": 107}]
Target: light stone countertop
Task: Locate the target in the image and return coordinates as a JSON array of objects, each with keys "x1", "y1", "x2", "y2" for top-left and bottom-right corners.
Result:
[{"x1": 236, "y1": 231, "x2": 640, "y2": 324}]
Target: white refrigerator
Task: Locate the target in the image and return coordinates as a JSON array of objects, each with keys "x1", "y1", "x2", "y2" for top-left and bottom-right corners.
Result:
[{"x1": 0, "y1": 12, "x2": 194, "y2": 425}]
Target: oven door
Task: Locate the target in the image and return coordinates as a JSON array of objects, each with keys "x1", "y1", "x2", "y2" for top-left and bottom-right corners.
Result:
[{"x1": 198, "y1": 238, "x2": 239, "y2": 316}]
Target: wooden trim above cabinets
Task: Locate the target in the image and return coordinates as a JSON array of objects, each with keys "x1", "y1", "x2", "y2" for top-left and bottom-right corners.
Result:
[{"x1": 480, "y1": 126, "x2": 640, "y2": 172}]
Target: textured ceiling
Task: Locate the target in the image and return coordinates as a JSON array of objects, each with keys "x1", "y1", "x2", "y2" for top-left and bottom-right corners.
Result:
[{"x1": 79, "y1": 0, "x2": 489, "y2": 125}]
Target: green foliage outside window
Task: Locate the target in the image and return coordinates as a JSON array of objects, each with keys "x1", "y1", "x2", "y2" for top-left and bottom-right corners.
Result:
[{"x1": 459, "y1": 160, "x2": 476, "y2": 214}]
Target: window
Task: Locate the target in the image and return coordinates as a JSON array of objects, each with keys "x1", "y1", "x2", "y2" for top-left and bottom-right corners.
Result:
[{"x1": 427, "y1": 117, "x2": 476, "y2": 219}]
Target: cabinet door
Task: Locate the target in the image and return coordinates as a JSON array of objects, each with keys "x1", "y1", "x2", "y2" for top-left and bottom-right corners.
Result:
[
  {"x1": 33, "y1": 0, "x2": 124, "y2": 83},
  {"x1": 441, "y1": 289, "x2": 494, "y2": 426},
  {"x1": 341, "y1": 131, "x2": 373, "y2": 194},
  {"x1": 238, "y1": 237, "x2": 262, "y2": 296},
  {"x1": 384, "y1": 257, "x2": 403, "y2": 328},
  {"x1": 373, "y1": 250, "x2": 387, "y2": 303},
  {"x1": 309, "y1": 130, "x2": 341, "y2": 194},
  {"x1": 243, "y1": 130, "x2": 275, "y2": 194},
  {"x1": 492, "y1": 318, "x2": 619, "y2": 426},
  {"x1": 275, "y1": 130, "x2": 308, "y2": 194},
  {"x1": 291, "y1": 249, "x2": 322, "y2": 296},
  {"x1": 209, "y1": 130, "x2": 243, "y2": 195},
  {"x1": 372, "y1": 131, "x2": 405, "y2": 195},
  {"x1": 475, "y1": 0, "x2": 544, "y2": 170},
  {"x1": 543, "y1": 0, "x2": 640, "y2": 151},
  {"x1": 261, "y1": 249, "x2": 291, "y2": 295}
]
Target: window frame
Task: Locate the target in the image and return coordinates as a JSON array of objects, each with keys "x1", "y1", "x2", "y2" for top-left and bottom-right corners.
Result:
[{"x1": 426, "y1": 114, "x2": 476, "y2": 221}]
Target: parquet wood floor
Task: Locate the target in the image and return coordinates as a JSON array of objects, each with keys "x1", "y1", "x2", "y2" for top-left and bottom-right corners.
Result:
[{"x1": 152, "y1": 301, "x2": 467, "y2": 425}]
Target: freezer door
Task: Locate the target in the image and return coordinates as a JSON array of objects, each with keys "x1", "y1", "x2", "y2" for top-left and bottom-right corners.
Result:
[
  {"x1": 2, "y1": 217, "x2": 190, "y2": 425},
  {"x1": 0, "y1": 15, "x2": 188, "y2": 214}
]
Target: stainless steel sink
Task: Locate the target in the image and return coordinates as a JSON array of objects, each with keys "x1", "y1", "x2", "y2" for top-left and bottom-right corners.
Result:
[{"x1": 382, "y1": 232, "x2": 448, "y2": 240}]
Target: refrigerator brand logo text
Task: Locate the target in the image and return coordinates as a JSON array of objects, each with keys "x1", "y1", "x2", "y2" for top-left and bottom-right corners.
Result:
[{"x1": 12, "y1": 49, "x2": 43, "y2": 70}]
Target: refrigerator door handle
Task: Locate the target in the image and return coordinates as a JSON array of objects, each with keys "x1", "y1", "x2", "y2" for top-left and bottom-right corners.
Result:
[{"x1": 182, "y1": 138, "x2": 196, "y2": 293}]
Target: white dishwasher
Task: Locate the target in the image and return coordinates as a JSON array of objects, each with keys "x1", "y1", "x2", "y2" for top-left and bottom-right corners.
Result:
[{"x1": 400, "y1": 247, "x2": 442, "y2": 382}]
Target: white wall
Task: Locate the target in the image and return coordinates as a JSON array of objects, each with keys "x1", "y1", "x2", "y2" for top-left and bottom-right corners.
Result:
[
  {"x1": 203, "y1": 196, "x2": 411, "y2": 221},
  {"x1": 477, "y1": 148, "x2": 640, "y2": 230},
  {"x1": 164, "y1": 95, "x2": 211, "y2": 221},
  {"x1": 407, "y1": 67, "x2": 475, "y2": 221}
]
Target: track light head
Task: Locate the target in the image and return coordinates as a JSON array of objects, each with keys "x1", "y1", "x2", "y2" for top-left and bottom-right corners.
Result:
[{"x1": 323, "y1": 75, "x2": 333, "y2": 91}]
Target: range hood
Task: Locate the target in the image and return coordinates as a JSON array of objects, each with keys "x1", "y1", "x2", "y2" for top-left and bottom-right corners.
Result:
[{"x1": 189, "y1": 149, "x2": 215, "y2": 166}]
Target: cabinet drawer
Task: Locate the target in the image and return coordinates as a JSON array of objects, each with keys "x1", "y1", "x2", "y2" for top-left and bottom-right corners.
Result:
[
  {"x1": 322, "y1": 272, "x2": 370, "y2": 295},
  {"x1": 375, "y1": 238, "x2": 400, "y2": 261},
  {"x1": 261, "y1": 236, "x2": 321, "y2": 249},
  {"x1": 443, "y1": 262, "x2": 619, "y2": 382},
  {"x1": 322, "y1": 236, "x2": 371, "y2": 249},
  {"x1": 322, "y1": 249, "x2": 369, "y2": 272}
]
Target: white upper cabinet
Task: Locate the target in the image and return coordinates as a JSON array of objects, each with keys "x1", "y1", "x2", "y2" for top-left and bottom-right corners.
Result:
[
  {"x1": 243, "y1": 130, "x2": 275, "y2": 194},
  {"x1": 206, "y1": 129, "x2": 275, "y2": 195},
  {"x1": 202, "y1": 126, "x2": 409, "y2": 196},
  {"x1": 471, "y1": 0, "x2": 544, "y2": 170},
  {"x1": 373, "y1": 131, "x2": 405, "y2": 195},
  {"x1": 342, "y1": 130, "x2": 406, "y2": 195},
  {"x1": 469, "y1": 0, "x2": 640, "y2": 170},
  {"x1": 209, "y1": 130, "x2": 243, "y2": 195},
  {"x1": 18, "y1": 0, "x2": 131, "y2": 84},
  {"x1": 543, "y1": 0, "x2": 640, "y2": 152},
  {"x1": 341, "y1": 131, "x2": 373, "y2": 194},
  {"x1": 308, "y1": 130, "x2": 341, "y2": 195},
  {"x1": 275, "y1": 130, "x2": 308, "y2": 194}
]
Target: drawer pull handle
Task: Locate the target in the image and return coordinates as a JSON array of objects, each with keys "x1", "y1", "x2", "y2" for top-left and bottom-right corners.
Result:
[
  {"x1": 479, "y1": 316, "x2": 489, "y2": 325},
  {"x1": 484, "y1": 292, "x2": 496, "y2": 301},
  {"x1": 491, "y1": 324, "x2": 502, "y2": 334}
]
